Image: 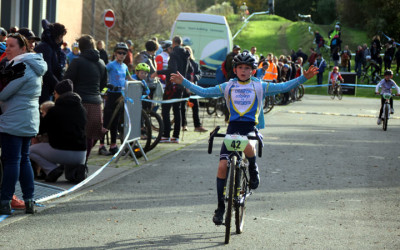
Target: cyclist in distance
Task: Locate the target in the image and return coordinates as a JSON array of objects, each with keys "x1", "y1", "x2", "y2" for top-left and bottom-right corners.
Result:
[
  {"x1": 375, "y1": 69, "x2": 400, "y2": 125},
  {"x1": 170, "y1": 50, "x2": 318, "y2": 225},
  {"x1": 329, "y1": 66, "x2": 344, "y2": 93}
]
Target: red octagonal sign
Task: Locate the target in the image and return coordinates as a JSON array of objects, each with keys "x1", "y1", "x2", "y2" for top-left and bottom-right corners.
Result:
[{"x1": 103, "y1": 9, "x2": 115, "y2": 29}]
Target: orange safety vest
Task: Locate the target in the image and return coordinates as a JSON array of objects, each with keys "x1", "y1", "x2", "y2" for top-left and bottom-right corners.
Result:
[{"x1": 263, "y1": 61, "x2": 278, "y2": 81}]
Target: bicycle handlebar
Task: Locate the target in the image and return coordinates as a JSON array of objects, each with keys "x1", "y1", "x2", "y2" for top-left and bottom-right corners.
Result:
[{"x1": 208, "y1": 126, "x2": 263, "y2": 158}]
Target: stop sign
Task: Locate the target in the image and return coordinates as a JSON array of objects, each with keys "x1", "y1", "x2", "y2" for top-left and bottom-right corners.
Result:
[{"x1": 103, "y1": 9, "x2": 115, "y2": 28}]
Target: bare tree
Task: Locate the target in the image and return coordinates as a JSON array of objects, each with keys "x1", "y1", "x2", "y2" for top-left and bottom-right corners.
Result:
[{"x1": 82, "y1": 0, "x2": 196, "y2": 53}]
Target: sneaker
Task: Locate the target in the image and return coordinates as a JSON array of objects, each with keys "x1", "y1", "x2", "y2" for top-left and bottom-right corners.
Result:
[
  {"x1": 391, "y1": 108, "x2": 394, "y2": 114},
  {"x1": 98, "y1": 145, "x2": 110, "y2": 156},
  {"x1": 249, "y1": 164, "x2": 260, "y2": 190},
  {"x1": 182, "y1": 126, "x2": 188, "y2": 131},
  {"x1": 109, "y1": 146, "x2": 119, "y2": 155},
  {"x1": 159, "y1": 137, "x2": 170, "y2": 143},
  {"x1": 194, "y1": 126, "x2": 208, "y2": 132},
  {"x1": 11, "y1": 195, "x2": 25, "y2": 210},
  {"x1": 25, "y1": 199, "x2": 35, "y2": 214},
  {"x1": 213, "y1": 207, "x2": 225, "y2": 225},
  {"x1": 377, "y1": 118, "x2": 382, "y2": 125},
  {"x1": 170, "y1": 137, "x2": 179, "y2": 143}
]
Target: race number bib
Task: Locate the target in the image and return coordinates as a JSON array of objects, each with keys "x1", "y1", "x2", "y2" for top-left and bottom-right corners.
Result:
[{"x1": 224, "y1": 134, "x2": 249, "y2": 152}]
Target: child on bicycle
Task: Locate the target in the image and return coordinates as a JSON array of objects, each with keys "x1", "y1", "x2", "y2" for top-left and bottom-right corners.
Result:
[
  {"x1": 375, "y1": 69, "x2": 400, "y2": 125},
  {"x1": 99, "y1": 42, "x2": 134, "y2": 156},
  {"x1": 170, "y1": 50, "x2": 318, "y2": 225},
  {"x1": 329, "y1": 66, "x2": 344, "y2": 93}
]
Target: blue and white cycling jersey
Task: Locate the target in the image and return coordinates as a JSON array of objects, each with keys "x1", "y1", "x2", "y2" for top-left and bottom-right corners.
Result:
[
  {"x1": 106, "y1": 60, "x2": 131, "y2": 89},
  {"x1": 182, "y1": 75, "x2": 307, "y2": 124}
]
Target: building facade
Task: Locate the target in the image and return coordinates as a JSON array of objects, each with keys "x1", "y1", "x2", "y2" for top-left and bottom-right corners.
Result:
[{"x1": 0, "y1": 0, "x2": 82, "y2": 45}]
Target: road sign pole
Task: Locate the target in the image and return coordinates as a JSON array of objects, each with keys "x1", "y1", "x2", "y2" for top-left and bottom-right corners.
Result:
[
  {"x1": 106, "y1": 28, "x2": 109, "y2": 51},
  {"x1": 103, "y1": 9, "x2": 115, "y2": 52}
]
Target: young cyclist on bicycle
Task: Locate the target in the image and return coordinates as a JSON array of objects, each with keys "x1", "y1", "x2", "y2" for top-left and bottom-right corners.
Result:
[
  {"x1": 170, "y1": 50, "x2": 318, "y2": 225},
  {"x1": 375, "y1": 69, "x2": 400, "y2": 125},
  {"x1": 329, "y1": 66, "x2": 344, "y2": 93}
]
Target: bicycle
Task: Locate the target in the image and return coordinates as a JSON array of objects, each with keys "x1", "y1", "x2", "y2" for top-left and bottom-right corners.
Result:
[
  {"x1": 296, "y1": 84, "x2": 305, "y2": 100},
  {"x1": 206, "y1": 97, "x2": 227, "y2": 118},
  {"x1": 263, "y1": 95, "x2": 275, "y2": 114},
  {"x1": 378, "y1": 93, "x2": 396, "y2": 131},
  {"x1": 208, "y1": 126, "x2": 263, "y2": 244},
  {"x1": 329, "y1": 80, "x2": 343, "y2": 100}
]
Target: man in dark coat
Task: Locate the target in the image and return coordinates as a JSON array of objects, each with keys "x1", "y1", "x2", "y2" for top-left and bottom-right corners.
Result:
[{"x1": 156, "y1": 36, "x2": 192, "y2": 143}]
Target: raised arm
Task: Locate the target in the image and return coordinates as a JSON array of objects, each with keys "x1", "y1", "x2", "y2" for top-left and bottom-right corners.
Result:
[{"x1": 170, "y1": 72, "x2": 224, "y2": 98}]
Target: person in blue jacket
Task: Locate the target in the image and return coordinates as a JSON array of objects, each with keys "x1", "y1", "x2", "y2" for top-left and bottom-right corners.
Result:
[
  {"x1": 170, "y1": 50, "x2": 318, "y2": 225},
  {"x1": 0, "y1": 33, "x2": 47, "y2": 215}
]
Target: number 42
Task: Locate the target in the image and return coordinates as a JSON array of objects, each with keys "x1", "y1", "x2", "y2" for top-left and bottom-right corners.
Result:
[{"x1": 231, "y1": 140, "x2": 241, "y2": 149}]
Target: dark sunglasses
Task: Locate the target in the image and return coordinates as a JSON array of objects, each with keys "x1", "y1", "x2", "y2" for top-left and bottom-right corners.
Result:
[{"x1": 116, "y1": 51, "x2": 127, "y2": 55}]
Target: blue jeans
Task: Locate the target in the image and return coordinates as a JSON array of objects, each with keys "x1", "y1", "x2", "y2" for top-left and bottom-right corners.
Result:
[{"x1": 0, "y1": 133, "x2": 34, "y2": 201}]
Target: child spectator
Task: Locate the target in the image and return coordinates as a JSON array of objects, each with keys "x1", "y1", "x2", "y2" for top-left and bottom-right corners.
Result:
[
  {"x1": 255, "y1": 60, "x2": 269, "y2": 79},
  {"x1": 375, "y1": 70, "x2": 400, "y2": 125},
  {"x1": 340, "y1": 45, "x2": 352, "y2": 72},
  {"x1": 66, "y1": 42, "x2": 80, "y2": 65}
]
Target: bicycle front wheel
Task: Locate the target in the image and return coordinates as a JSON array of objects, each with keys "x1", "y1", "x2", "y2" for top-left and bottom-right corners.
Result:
[
  {"x1": 225, "y1": 155, "x2": 236, "y2": 244},
  {"x1": 330, "y1": 86, "x2": 335, "y2": 99},
  {"x1": 337, "y1": 86, "x2": 343, "y2": 100},
  {"x1": 383, "y1": 104, "x2": 389, "y2": 131},
  {"x1": 235, "y1": 165, "x2": 248, "y2": 234}
]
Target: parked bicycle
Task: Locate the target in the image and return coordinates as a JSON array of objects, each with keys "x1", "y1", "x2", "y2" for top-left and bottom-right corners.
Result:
[
  {"x1": 206, "y1": 97, "x2": 228, "y2": 118},
  {"x1": 263, "y1": 95, "x2": 275, "y2": 114},
  {"x1": 208, "y1": 126, "x2": 263, "y2": 244}
]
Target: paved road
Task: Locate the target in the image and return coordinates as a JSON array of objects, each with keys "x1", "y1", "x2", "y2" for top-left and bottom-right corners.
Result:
[{"x1": 1, "y1": 95, "x2": 400, "y2": 249}]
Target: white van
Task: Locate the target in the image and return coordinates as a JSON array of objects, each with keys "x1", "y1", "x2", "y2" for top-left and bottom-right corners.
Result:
[{"x1": 170, "y1": 12, "x2": 233, "y2": 86}]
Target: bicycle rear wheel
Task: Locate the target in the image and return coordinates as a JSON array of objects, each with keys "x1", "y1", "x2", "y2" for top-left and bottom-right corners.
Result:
[
  {"x1": 148, "y1": 110, "x2": 164, "y2": 151},
  {"x1": 214, "y1": 97, "x2": 227, "y2": 118},
  {"x1": 337, "y1": 86, "x2": 343, "y2": 100},
  {"x1": 383, "y1": 104, "x2": 389, "y2": 131},
  {"x1": 136, "y1": 110, "x2": 152, "y2": 156},
  {"x1": 225, "y1": 155, "x2": 236, "y2": 244},
  {"x1": 263, "y1": 96, "x2": 274, "y2": 114},
  {"x1": 235, "y1": 165, "x2": 248, "y2": 234},
  {"x1": 206, "y1": 98, "x2": 217, "y2": 115},
  {"x1": 297, "y1": 84, "x2": 305, "y2": 100}
]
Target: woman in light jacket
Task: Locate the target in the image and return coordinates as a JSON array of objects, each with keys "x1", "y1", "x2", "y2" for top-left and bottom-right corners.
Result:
[{"x1": 0, "y1": 33, "x2": 47, "y2": 215}]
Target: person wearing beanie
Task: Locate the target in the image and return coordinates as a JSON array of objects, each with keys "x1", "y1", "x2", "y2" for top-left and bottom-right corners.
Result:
[
  {"x1": 34, "y1": 19, "x2": 67, "y2": 104},
  {"x1": 30, "y1": 79, "x2": 87, "y2": 183}
]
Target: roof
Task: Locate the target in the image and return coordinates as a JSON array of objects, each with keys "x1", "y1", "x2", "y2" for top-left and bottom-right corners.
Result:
[{"x1": 176, "y1": 13, "x2": 227, "y2": 25}]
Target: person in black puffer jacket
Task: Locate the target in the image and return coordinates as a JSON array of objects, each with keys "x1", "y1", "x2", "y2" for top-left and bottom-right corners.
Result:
[
  {"x1": 30, "y1": 80, "x2": 87, "y2": 182},
  {"x1": 63, "y1": 35, "x2": 108, "y2": 159},
  {"x1": 34, "y1": 19, "x2": 67, "y2": 104}
]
